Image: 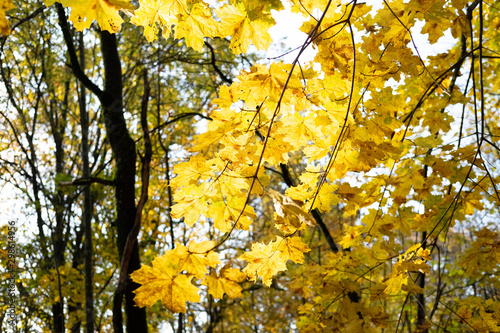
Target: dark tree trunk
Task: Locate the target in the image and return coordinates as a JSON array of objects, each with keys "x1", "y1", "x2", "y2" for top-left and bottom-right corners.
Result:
[
  {"x1": 416, "y1": 232, "x2": 427, "y2": 332},
  {"x1": 99, "y1": 31, "x2": 148, "y2": 333},
  {"x1": 79, "y1": 30, "x2": 95, "y2": 333},
  {"x1": 57, "y1": 6, "x2": 147, "y2": 331},
  {"x1": 52, "y1": 81, "x2": 69, "y2": 333}
]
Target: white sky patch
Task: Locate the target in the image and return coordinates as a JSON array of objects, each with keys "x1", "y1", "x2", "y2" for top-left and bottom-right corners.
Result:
[{"x1": 268, "y1": 8, "x2": 315, "y2": 63}]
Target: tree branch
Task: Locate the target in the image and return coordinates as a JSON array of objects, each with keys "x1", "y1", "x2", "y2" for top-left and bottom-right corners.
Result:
[
  {"x1": 9, "y1": 5, "x2": 46, "y2": 33},
  {"x1": 204, "y1": 41, "x2": 233, "y2": 85},
  {"x1": 57, "y1": 177, "x2": 114, "y2": 187},
  {"x1": 55, "y1": 3, "x2": 103, "y2": 98},
  {"x1": 278, "y1": 163, "x2": 339, "y2": 252},
  {"x1": 150, "y1": 112, "x2": 213, "y2": 133}
]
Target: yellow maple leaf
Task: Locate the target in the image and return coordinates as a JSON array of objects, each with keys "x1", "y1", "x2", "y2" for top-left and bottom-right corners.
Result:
[
  {"x1": 131, "y1": 0, "x2": 180, "y2": 42},
  {"x1": 183, "y1": 254, "x2": 212, "y2": 279},
  {"x1": 202, "y1": 266, "x2": 246, "y2": 299},
  {"x1": 240, "y1": 236, "x2": 310, "y2": 286},
  {"x1": 384, "y1": 273, "x2": 407, "y2": 295},
  {"x1": 183, "y1": 241, "x2": 220, "y2": 278},
  {"x1": 208, "y1": 200, "x2": 233, "y2": 233},
  {"x1": 269, "y1": 189, "x2": 315, "y2": 234},
  {"x1": 131, "y1": 242, "x2": 220, "y2": 312},
  {"x1": 208, "y1": 196, "x2": 256, "y2": 232},
  {"x1": 236, "y1": 63, "x2": 301, "y2": 106},
  {"x1": 170, "y1": 184, "x2": 209, "y2": 227},
  {"x1": 215, "y1": 3, "x2": 272, "y2": 54},
  {"x1": 240, "y1": 239, "x2": 287, "y2": 286},
  {"x1": 383, "y1": 245, "x2": 431, "y2": 294},
  {"x1": 48, "y1": 0, "x2": 133, "y2": 33},
  {"x1": 310, "y1": 183, "x2": 339, "y2": 213},
  {"x1": 339, "y1": 225, "x2": 364, "y2": 249},
  {"x1": 376, "y1": 9, "x2": 415, "y2": 48},
  {"x1": 216, "y1": 3, "x2": 246, "y2": 36},
  {"x1": 130, "y1": 247, "x2": 200, "y2": 312},
  {"x1": 0, "y1": 0, "x2": 14, "y2": 36},
  {"x1": 212, "y1": 85, "x2": 235, "y2": 108},
  {"x1": 188, "y1": 240, "x2": 215, "y2": 254},
  {"x1": 132, "y1": 271, "x2": 200, "y2": 312},
  {"x1": 277, "y1": 113, "x2": 314, "y2": 149},
  {"x1": 277, "y1": 236, "x2": 311, "y2": 264},
  {"x1": 171, "y1": 155, "x2": 213, "y2": 189},
  {"x1": 460, "y1": 228, "x2": 500, "y2": 275},
  {"x1": 174, "y1": 3, "x2": 214, "y2": 51}
]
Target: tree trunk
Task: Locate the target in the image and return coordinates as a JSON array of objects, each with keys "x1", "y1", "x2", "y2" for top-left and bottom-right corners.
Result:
[
  {"x1": 52, "y1": 81, "x2": 68, "y2": 333},
  {"x1": 78, "y1": 30, "x2": 95, "y2": 333},
  {"x1": 99, "y1": 30, "x2": 148, "y2": 333},
  {"x1": 416, "y1": 232, "x2": 427, "y2": 332}
]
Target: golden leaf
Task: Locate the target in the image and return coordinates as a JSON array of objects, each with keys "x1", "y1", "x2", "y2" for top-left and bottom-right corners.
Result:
[
  {"x1": 49, "y1": 0, "x2": 131, "y2": 33},
  {"x1": 130, "y1": 249, "x2": 200, "y2": 312},
  {"x1": 240, "y1": 236, "x2": 310, "y2": 286},
  {"x1": 269, "y1": 189, "x2": 315, "y2": 234},
  {"x1": 131, "y1": 243, "x2": 218, "y2": 312},
  {"x1": 0, "y1": 0, "x2": 14, "y2": 36},
  {"x1": 202, "y1": 266, "x2": 246, "y2": 299}
]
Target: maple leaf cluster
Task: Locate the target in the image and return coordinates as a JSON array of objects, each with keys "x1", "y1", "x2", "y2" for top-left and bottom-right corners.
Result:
[{"x1": 3, "y1": 0, "x2": 500, "y2": 331}]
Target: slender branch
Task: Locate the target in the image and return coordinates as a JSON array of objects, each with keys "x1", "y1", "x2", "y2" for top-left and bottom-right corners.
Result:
[
  {"x1": 439, "y1": 301, "x2": 479, "y2": 332},
  {"x1": 57, "y1": 177, "x2": 114, "y2": 187},
  {"x1": 9, "y1": 5, "x2": 46, "y2": 33},
  {"x1": 429, "y1": 283, "x2": 446, "y2": 321},
  {"x1": 478, "y1": 0, "x2": 485, "y2": 141},
  {"x1": 204, "y1": 41, "x2": 233, "y2": 85},
  {"x1": 55, "y1": 3, "x2": 103, "y2": 98},
  {"x1": 401, "y1": 48, "x2": 476, "y2": 140},
  {"x1": 78, "y1": 29, "x2": 95, "y2": 333},
  {"x1": 150, "y1": 112, "x2": 213, "y2": 133},
  {"x1": 308, "y1": 10, "x2": 357, "y2": 213}
]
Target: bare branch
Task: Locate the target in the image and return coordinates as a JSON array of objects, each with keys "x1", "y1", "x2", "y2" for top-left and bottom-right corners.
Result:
[{"x1": 57, "y1": 177, "x2": 114, "y2": 187}]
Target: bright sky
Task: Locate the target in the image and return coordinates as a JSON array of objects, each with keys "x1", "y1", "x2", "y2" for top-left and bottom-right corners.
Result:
[{"x1": 268, "y1": 8, "x2": 313, "y2": 63}]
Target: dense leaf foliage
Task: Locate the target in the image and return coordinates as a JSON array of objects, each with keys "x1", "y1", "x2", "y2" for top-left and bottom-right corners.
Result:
[{"x1": 1, "y1": 0, "x2": 500, "y2": 331}]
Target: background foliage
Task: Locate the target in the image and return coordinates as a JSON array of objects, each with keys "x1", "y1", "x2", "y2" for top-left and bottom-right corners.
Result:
[{"x1": 1, "y1": 0, "x2": 500, "y2": 332}]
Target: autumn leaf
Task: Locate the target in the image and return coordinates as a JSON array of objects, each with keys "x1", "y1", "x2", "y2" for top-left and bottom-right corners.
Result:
[
  {"x1": 277, "y1": 236, "x2": 311, "y2": 264},
  {"x1": 131, "y1": 243, "x2": 217, "y2": 312},
  {"x1": 188, "y1": 240, "x2": 216, "y2": 254},
  {"x1": 0, "y1": 0, "x2": 14, "y2": 35},
  {"x1": 383, "y1": 244, "x2": 431, "y2": 295},
  {"x1": 46, "y1": 0, "x2": 133, "y2": 32},
  {"x1": 131, "y1": 0, "x2": 179, "y2": 41},
  {"x1": 170, "y1": 184, "x2": 210, "y2": 227},
  {"x1": 240, "y1": 236, "x2": 310, "y2": 286},
  {"x1": 215, "y1": 3, "x2": 273, "y2": 54},
  {"x1": 202, "y1": 266, "x2": 246, "y2": 300},
  {"x1": 174, "y1": 3, "x2": 214, "y2": 51},
  {"x1": 460, "y1": 228, "x2": 500, "y2": 275},
  {"x1": 208, "y1": 195, "x2": 256, "y2": 232},
  {"x1": 132, "y1": 268, "x2": 200, "y2": 312},
  {"x1": 239, "y1": 239, "x2": 287, "y2": 286},
  {"x1": 270, "y1": 189, "x2": 315, "y2": 234}
]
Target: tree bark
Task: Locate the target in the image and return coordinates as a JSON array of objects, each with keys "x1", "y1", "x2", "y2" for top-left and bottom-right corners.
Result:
[
  {"x1": 56, "y1": 6, "x2": 147, "y2": 331},
  {"x1": 78, "y1": 30, "x2": 95, "y2": 333},
  {"x1": 51, "y1": 79, "x2": 69, "y2": 333},
  {"x1": 99, "y1": 31, "x2": 148, "y2": 333},
  {"x1": 416, "y1": 231, "x2": 427, "y2": 332}
]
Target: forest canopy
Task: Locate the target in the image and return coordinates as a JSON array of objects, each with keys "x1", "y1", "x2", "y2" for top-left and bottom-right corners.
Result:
[{"x1": 1, "y1": 0, "x2": 500, "y2": 332}]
